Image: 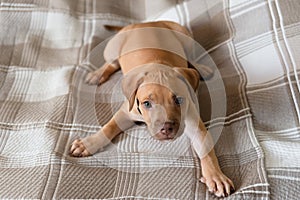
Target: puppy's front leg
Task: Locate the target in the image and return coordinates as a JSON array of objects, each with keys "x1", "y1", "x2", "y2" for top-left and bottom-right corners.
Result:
[
  {"x1": 85, "y1": 61, "x2": 120, "y2": 85},
  {"x1": 70, "y1": 108, "x2": 135, "y2": 157},
  {"x1": 190, "y1": 119, "x2": 235, "y2": 197}
]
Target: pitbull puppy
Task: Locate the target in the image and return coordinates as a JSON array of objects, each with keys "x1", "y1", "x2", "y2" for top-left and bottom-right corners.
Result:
[{"x1": 70, "y1": 21, "x2": 234, "y2": 197}]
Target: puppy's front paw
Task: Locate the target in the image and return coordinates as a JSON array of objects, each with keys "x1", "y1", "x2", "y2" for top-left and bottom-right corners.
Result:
[
  {"x1": 200, "y1": 170, "x2": 235, "y2": 198},
  {"x1": 70, "y1": 139, "x2": 91, "y2": 157},
  {"x1": 85, "y1": 70, "x2": 104, "y2": 85}
]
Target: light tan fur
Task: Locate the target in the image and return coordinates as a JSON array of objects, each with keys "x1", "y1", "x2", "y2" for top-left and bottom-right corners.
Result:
[{"x1": 70, "y1": 21, "x2": 234, "y2": 197}]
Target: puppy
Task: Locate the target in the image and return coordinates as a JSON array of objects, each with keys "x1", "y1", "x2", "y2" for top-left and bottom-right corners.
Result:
[{"x1": 70, "y1": 21, "x2": 234, "y2": 197}]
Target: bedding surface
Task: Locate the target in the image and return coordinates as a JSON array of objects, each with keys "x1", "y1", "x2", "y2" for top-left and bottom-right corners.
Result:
[{"x1": 0, "y1": 0, "x2": 299, "y2": 199}]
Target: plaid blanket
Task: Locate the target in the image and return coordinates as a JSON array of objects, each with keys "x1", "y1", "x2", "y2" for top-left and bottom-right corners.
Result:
[{"x1": 0, "y1": 0, "x2": 299, "y2": 199}]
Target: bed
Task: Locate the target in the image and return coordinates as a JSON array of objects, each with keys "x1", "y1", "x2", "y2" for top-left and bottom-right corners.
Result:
[{"x1": 0, "y1": 0, "x2": 299, "y2": 199}]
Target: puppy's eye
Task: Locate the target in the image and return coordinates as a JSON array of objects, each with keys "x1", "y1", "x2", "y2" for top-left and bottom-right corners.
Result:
[
  {"x1": 143, "y1": 101, "x2": 152, "y2": 109},
  {"x1": 174, "y1": 96, "x2": 184, "y2": 105}
]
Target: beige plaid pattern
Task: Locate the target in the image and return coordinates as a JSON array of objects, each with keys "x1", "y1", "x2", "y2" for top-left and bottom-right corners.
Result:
[{"x1": 0, "y1": 0, "x2": 299, "y2": 199}]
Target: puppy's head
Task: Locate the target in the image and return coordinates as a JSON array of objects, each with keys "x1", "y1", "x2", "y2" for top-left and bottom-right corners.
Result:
[{"x1": 122, "y1": 64, "x2": 202, "y2": 141}]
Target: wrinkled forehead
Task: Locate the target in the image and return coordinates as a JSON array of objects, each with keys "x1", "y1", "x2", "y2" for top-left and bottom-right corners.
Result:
[
  {"x1": 137, "y1": 83, "x2": 174, "y2": 100},
  {"x1": 138, "y1": 80, "x2": 189, "y2": 99}
]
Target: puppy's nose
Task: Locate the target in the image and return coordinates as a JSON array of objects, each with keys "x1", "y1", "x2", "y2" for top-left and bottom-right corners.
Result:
[{"x1": 161, "y1": 122, "x2": 175, "y2": 136}]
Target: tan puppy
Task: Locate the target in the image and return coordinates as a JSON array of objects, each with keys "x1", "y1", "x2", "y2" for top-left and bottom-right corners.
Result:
[{"x1": 70, "y1": 21, "x2": 234, "y2": 197}]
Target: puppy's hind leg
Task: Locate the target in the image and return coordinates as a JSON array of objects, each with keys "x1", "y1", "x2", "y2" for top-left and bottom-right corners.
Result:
[{"x1": 85, "y1": 61, "x2": 120, "y2": 85}]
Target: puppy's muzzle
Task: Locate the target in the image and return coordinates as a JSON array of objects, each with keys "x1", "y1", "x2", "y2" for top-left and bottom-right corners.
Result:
[{"x1": 154, "y1": 121, "x2": 179, "y2": 140}]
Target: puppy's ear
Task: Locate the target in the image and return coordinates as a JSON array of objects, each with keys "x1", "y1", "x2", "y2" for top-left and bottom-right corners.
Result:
[
  {"x1": 174, "y1": 67, "x2": 200, "y2": 91},
  {"x1": 121, "y1": 72, "x2": 145, "y2": 111},
  {"x1": 175, "y1": 62, "x2": 214, "y2": 90},
  {"x1": 188, "y1": 61, "x2": 214, "y2": 81}
]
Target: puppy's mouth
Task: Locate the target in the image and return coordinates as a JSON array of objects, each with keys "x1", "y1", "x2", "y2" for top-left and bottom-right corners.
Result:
[
  {"x1": 155, "y1": 129, "x2": 176, "y2": 140},
  {"x1": 152, "y1": 121, "x2": 183, "y2": 141}
]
